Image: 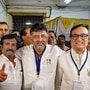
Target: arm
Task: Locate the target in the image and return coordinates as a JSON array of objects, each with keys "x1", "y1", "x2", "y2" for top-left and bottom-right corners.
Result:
[{"x1": 55, "y1": 57, "x2": 63, "y2": 90}]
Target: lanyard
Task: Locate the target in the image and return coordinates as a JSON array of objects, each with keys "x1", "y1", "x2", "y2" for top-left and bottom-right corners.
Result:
[
  {"x1": 35, "y1": 53, "x2": 41, "y2": 75},
  {"x1": 33, "y1": 46, "x2": 46, "y2": 76},
  {"x1": 70, "y1": 49, "x2": 88, "y2": 79}
]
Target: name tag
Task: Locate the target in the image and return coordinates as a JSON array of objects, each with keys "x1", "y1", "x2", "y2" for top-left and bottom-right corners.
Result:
[{"x1": 73, "y1": 81, "x2": 83, "y2": 90}]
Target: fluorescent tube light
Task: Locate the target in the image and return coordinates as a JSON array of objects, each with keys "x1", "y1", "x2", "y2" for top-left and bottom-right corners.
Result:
[
  {"x1": 25, "y1": 22, "x2": 32, "y2": 25},
  {"x1": 64, "y1": 0, "x2": 72, "y2": 4}
]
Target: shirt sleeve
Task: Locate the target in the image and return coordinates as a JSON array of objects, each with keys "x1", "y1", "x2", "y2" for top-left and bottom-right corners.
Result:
[{"x1": 55, "y1": 56, "x2": 63, "y2": 90}]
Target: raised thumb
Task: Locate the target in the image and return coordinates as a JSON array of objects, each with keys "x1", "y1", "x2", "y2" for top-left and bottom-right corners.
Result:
[{"x1": 1, "y1": 64, "x2": 5, "y2": 71}]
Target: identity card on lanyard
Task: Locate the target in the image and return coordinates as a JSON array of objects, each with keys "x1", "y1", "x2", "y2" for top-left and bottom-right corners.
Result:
[
  {"x1": 73, "y1": 81, "x2": 83, "y2": 90},
  {"x1": 70, "y1": 50, "x2": 88, "y2": 90}
]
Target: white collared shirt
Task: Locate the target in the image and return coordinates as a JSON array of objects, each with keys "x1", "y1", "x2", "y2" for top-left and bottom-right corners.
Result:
[
  {"x1": 71, "y1": 48, "x2": 87, "y2": 68},
  {"x1": 0, "y1": 54, "x2": 22, "y2": 90}
]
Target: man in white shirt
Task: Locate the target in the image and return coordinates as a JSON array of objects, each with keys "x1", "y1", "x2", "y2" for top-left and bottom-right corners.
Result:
[
  {"x1": 55, "y1": 24, "x2": 90, "y2": 90},
  {"x1": 16, "y1": 22, "x2": 64, "y2": 90},
  {"x1": 0, "y1": 34, "x2": 22, "y2": 90}
]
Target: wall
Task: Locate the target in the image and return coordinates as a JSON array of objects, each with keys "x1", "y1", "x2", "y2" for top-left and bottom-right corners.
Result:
[
  {"x1": 7, "y1": 14, "x2": 13, "y2": 31},
  {"x1": 0, "y1": 1, "x2": 6, "y2": 21},
  {"x1": 45, "y1": 9, "x2": 90, "y2": 41},
  {"x1": 49, "y1": 9, "x2": 90, "y2": 21}
]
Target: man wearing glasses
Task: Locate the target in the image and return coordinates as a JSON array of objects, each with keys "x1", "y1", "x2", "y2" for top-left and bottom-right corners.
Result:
[{"x1": 55, "y1": 24, "x2": 90, "y2": 90}]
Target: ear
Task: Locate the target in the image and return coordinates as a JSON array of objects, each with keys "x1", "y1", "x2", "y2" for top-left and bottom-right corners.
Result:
[{"x1": 22, "y1": 36, "x2": 25, "y2": 41}]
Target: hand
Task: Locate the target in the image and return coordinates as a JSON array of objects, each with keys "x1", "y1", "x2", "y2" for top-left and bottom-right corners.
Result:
[{"x1": 0, "y1": 64, "x2": 7, "y2": 82}]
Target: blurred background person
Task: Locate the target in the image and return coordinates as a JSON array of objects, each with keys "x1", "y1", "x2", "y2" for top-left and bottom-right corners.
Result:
[
  {"x1": 0, "y1": 22, "x2": 9, "y2": 39},
  {"x1": 12, "y1": 30, "x2": 24, "y2": 49},
  {"x1": 48, "y1": 30, "x2": 57, "y2": 45},
  {"x1": 57, "y1": 34, "x2": 70, "y2": 51},
  {"x1": 0, "y1": 22, "x2": 9, "y2": 54},
  {"x1": 20, "y1": 27, "x2": 33, "y2": 46}
]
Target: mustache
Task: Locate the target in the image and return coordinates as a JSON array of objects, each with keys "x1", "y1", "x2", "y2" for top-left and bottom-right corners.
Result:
[{"x1": 6, "y1": 49, "x2": 14, "y2": 52}]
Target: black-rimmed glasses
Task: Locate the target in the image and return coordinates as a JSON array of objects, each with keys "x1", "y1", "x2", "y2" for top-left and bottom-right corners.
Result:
[{"x1": 71, "y1": 33, "x2": 88, "y2": 40}]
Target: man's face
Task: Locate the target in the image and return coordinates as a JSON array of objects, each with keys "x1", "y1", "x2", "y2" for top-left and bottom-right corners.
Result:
[
  {"x1": 0, "y1": 24, "x2": 9, "y2": 39},
  {"x1": 58, "y1": 37, "x2": 65, "y2": 45},
  {"x1": 31, "y1": 30, "x2": 48, "y2": 52},
  {"x1": 70, "y1": 26, "x2": 89, "y2": 53},
  {"x1": 22, "y1": 28, "x2": 33, "y2": 45},
  {"x1": 1, "y1": 39, "x2": 17, "y2": 57},
  {"x1": 48, "y1": 32, "x2": 57, "y2": 45}
]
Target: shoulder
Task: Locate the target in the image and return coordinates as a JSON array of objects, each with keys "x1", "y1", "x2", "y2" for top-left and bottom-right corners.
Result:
[
  {"x1": 59, "y1": 49, "x2": 70, "y2": 58},
  {"x1": 15, "y1": 45, "x2": 33, "y2": 59},
  {"x1": 16, "y1": 45, "x2": 33, "y2": 53},
  {"x1": 0, "y1": 54, "x2": 6, "y2": 60},
  {"x1": 0, "y1": 54, "x2": 8, "y2": 68},
  {"x1": 46, "y1": 44, "x2": 65, "y2": 55}
]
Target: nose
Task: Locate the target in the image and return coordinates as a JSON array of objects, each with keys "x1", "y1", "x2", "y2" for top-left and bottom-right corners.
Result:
[
  {"x1": 77, "y1": 36, "x2": 82, "y2": 40},
  {"x1": 3, "y1": 29, "x2": 7, "y2": 35},
  {"x1": 8, "y1": 44, "x2": 13, "y2": 49},
  {"x1": 38, "y1": 36, "x2": 43, "y2": 41},
  {"x1": 49, "y1": 37, "x2": 53, "y2": 41}
]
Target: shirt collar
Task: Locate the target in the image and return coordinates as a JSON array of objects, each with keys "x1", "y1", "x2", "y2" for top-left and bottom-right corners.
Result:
[{"x1": 71, "y1": 48, "x2": 87, "y2": 66}]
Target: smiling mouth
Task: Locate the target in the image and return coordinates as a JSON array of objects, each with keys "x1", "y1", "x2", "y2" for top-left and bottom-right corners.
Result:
[{"x1": 7, "y1": 50, "x2": 14, "y2": 53}]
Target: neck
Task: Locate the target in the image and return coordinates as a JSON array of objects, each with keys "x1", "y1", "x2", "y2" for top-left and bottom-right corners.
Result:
[
  {"x1": 59, "y1": 44, "x2": 65, "y2": 50},
  {"x1": 35, "y1": 50, "x2": 42, "y2": 57},
  {"x1": 7, "y1": 55, "x2": 16, "y2": 67},
  {"x1": 74, "y1": 48, "x2": 85, "y2": 55},
  {"x1": 33, "y1": 46, "x2": 46, "y2": 57}
]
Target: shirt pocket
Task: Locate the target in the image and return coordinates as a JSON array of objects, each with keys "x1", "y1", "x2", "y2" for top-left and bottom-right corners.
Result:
[{"x1": 42, "y1": 59, "x2": 53, "y2": 73}]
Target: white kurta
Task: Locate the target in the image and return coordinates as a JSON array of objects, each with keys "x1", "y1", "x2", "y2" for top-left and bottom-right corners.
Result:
[
  {"x1": 0, "y1": 54, "x2": 22, "y2": 90},
  {"x1": 55, "y1": 48, "x2": 90, "y2": 90},
  {"x1": 16, "y1": 44, "x2": 64, "y2": 90}
]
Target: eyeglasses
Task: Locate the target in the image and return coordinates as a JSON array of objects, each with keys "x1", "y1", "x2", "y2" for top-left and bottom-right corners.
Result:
[{"x1": 71, "y1": 33, "x2": 88, "y2": 40}]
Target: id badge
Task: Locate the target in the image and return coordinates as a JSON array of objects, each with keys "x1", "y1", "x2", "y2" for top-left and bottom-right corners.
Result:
[{"x1": 73, "y1": 81, "x2": 83, "y2": 90}]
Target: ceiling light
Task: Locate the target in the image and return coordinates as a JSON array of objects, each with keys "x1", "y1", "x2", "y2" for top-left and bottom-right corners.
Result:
[
  {"x1": 64, "y1": 0, "x2": 72, "y2": 4},
  {"x1": 25, "y1": 22, "x2": 32, "y2": 25}
]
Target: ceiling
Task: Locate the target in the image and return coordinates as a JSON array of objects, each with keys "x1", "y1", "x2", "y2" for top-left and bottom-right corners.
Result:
[
  {"x1": 5, "y1": 0, "x2": 90, "y2": 8},
  {"x1": 3, "y1": 0, "x2": 90, "y2": 15}
]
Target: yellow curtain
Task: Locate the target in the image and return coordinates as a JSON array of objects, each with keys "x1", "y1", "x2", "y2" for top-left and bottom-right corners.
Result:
[{"x1": 45, "y1": 17, "x2": 90, "y2": 30}]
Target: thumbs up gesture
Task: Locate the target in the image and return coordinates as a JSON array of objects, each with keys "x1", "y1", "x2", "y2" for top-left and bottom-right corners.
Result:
[{"x1": 0, "y1": 64, "x2": 7, "y2": 82}]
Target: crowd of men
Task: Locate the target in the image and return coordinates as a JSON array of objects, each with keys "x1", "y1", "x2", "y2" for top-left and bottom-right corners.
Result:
[{"x1": 0, "y1": 21, "x2": 90, "y2": 90}]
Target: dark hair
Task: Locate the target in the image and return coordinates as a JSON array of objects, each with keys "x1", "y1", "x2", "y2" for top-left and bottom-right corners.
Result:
[
  {"x1": 48, "y1": 30, "x2": 56, "y2": 38},
  {"x1": 58, "y1": 34, "x2": 65, "y2": 39},
  {"x1": 20, "y1": 27, "x2": 30, "y2": 41},
  {"x1": 30, "y1": 22, "x2": 48, "y2": 34},
  {"x1": 70, "y1": 24, "x2": 89, "y2": 37},
  {"x1": 0, "y1": 22, "x2": 9, "y2": 27},
  {"x1": 1, "y1": 34, "x2": 18, "y2": 45}
]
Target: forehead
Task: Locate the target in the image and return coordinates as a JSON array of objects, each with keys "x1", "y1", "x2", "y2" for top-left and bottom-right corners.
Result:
[
  {"x1": 32, "y1": 30, "x2": 47, "y2": 35},
  {"x1": 0, "y1": 24, "x2": 8, "y2": 28},
  {"x1": 48, "y1": 32, "x2": 55, "y2": 36},
  {"x1": 3, "y1": 39, "x2": 17, "y2": 43},
  {"x1": 71, "y1": 26, "x2": 88, "y2": 34},
  {"x1": 25, "y1": 29, "x2": 30, "y2": 35},
  {"x1": 25, "y1": 28, "x2": 30, "y2": 32},
  {"x1": 58, "y1": 37, "x2": 64, "y2": 39}
]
